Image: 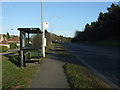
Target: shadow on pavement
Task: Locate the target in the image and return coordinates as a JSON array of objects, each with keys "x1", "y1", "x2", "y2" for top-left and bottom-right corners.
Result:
[
  {"x1": 26, "y1": 60, "x2": 40, "y2": 63},
  {"x1": 46, "y1": 49, "x2": 84, "y2": 66}
]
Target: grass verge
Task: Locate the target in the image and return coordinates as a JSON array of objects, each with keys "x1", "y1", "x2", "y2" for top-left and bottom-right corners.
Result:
[
  {"x1": 53, "y1": 43, "x2": 111, "y2": 88},
  {"x1": 51, "y1": 43, "x2": 70, "y2": 56},
  {"x1": 2, "y1": 55, "x2": 39, "y2": 89},
  {"x1": 64, "y1": 63, "x2": 111, "y2": 88}
]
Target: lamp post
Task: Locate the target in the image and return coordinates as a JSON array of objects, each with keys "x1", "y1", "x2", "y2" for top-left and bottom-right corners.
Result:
[
  {"x1": 50, "y1": 17, "x2": 62, "y2": 44},
  {"x1": 41, "y1": 0, "x2": 45, "y2": 57}
]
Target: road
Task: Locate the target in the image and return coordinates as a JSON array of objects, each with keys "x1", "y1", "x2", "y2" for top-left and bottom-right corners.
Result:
[{"x1": 62, "y1": 43, "x2": 120, "y2": 88}]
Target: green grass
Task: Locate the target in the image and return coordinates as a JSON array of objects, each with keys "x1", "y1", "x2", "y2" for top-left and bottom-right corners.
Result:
[
  {"x1": 2, "y1": 56, "x2": 39, "y2": 89},
  {"x1": 88, "y1": 40, "x2": 119, "y2": 47},
  {"x1": 64, "y1": 63, "x2": 111, "y2": 88},
  {"x1": 28, "y1": 51, "x2": 42, "y2": 58},
  {"x1": 51, "y1": 43, "x2": 70, "y2": 56},
  {"x1": 0, "y1": 46, "x2": 9, "y2": 53}
]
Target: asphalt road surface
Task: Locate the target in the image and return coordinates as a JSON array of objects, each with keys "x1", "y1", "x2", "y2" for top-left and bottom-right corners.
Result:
[{"x1": 62, "y1": 43, "x2": 120, "y2": 88}]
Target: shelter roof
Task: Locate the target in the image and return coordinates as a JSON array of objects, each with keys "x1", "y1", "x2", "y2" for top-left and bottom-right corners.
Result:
[{"x1": 18, "y1": 28, "x2": 42, "y2": 33}]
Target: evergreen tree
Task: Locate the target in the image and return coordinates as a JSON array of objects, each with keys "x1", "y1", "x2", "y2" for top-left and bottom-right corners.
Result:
[{"x1": 6, "y1": 32, "x2": 10, "y2": 39}]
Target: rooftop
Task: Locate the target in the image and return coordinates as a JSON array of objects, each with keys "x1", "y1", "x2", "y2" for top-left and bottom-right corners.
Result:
[
  {"x1": 0, "y1": 40, "x2": 8, "y2": 44},
  {"x1": 8, "y1": 36, "x2": 20, "y2": 42}
]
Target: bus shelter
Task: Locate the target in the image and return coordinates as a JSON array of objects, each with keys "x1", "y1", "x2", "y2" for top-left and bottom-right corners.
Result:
[{"x1": 18, "y1": 28, "x2": 42, "y2": 67}]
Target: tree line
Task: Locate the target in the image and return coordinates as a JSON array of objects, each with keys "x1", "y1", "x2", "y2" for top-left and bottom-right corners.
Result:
[
  {"x1": 31, "y1": 30, "x2": 72, "y2": 51},
  {"x1": 72, "y1": 3, "x2": 120, "y2": 42},
  {"x1": 45, "y1": 30, "x2": 71, "y2": 50}
]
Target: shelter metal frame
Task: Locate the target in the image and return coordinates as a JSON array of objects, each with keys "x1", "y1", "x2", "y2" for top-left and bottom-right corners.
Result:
[{"x1": 18, "y1": 28, "x2": 42, "y2": 67}]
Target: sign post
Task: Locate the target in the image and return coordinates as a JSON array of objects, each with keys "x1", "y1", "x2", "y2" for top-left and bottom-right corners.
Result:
[
  {"x1": 41, "y1": 0, "x2": 45, "y2": 57},
  {"x1": 41, "y1": 0, "x2": 48, "y2": 57}
]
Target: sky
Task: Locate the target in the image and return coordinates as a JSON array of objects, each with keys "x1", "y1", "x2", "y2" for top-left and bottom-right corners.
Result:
[{"x1": 1, "y1": 2, "x2": 117, "y2": 37}]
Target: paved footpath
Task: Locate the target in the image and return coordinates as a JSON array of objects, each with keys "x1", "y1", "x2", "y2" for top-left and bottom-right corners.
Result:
[{"x1": 29, "y1": 51, "x2": 70, "y2": 88}]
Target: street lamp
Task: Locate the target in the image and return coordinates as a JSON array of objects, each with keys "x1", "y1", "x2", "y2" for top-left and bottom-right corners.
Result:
[
  {"x1": 41, "y1": 0, "x2": 45, "y2": 58},
  {"x1": 50, "y1": 16, "x2": 62, "y2": 44},
  {"x1": 11, "y1": 28, "x2": 14, "y2": 30}
]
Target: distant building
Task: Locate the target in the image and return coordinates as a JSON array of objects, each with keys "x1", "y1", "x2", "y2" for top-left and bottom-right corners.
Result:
[
  {"x1": 0, "y1": 35, "x2": 20, "y2": 48},
  {"x1": 8, "y1": 36, "x2": 20, "y2": 46},
  {"x1": 0, "y1": 34, "x2": 4, "y2": 42},
  {"x1": 8, "y1": 36, "x2": 20, "y2": 43},
  {"x1": 0, "y1": 34, "x2": 10, "y2": 48}
]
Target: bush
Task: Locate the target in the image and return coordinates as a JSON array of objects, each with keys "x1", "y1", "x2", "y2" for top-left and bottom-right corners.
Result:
[
  {"x1": 1, "y1": 46, "x2": 9, "y2": 52},
  {"x1": 0, "y1": 46, "x2": 2, "y2": 53},
  {"x1": 10, "y1": 43, "x2": 17, "y2": 49}
]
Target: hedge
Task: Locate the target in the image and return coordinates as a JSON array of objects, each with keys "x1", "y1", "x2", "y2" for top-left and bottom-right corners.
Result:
[
  {"x1": 0, "y1": 46, "x2": 9, "y2": 52},
  {"x1": 10, "y1": 43, "x2": 17, "y2": 49}
]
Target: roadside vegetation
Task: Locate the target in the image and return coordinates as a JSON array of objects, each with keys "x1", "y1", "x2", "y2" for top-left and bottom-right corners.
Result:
[
  {"x1": 2, "y1": 55, "x2": 39, "y2": 89},
  {"x1": 0, "y1": 43, "x2": 19, "y2": 53},
  {"x1": 0, "y1": 46, "x2": 9, "y2": 53},
  {"x1": 10, "y1": 43, "x2": 18, "y2": 49},
  {"x1": 51, "y1": 43, "x2": 70, "y2": 56},
  {"x1": 54, "y1": 43, "x2": 111, "y2": 88},
  {"x1": 45, "y1": 30, "x2": 71, "y2": 51},
  {"x1": 64, "y1": 63, "x2": 111, "y2": 88},
  {"x1": 72, "y1": 3, "x2": 120, "y2": 46}
]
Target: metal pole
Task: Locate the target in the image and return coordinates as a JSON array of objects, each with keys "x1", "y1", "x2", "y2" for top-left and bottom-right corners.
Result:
[
  {"x1": 41, "y1": 0, "x2": 45, "y2": 57},
  {"x1": 20, "y1": 31, "x2": 24, "y2": 67},
  {"x1": 50, "y1": 17, "x2": 62, "y2": 45},
  {"x1": 50, "y1": 17, "x2": 53, "y2": 44}
]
